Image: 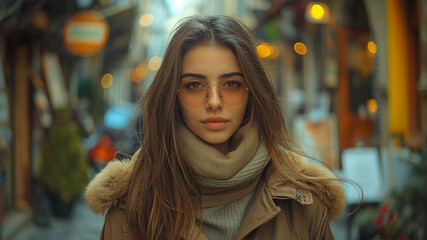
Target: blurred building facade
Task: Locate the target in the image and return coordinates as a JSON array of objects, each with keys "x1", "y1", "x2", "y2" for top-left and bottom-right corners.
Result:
[
  {"x1": 253, "y1": 0, "x2": 427, "y2": 238},
  {"x1": 0, "y1": 0, "x2": 426, "y2": 239}
]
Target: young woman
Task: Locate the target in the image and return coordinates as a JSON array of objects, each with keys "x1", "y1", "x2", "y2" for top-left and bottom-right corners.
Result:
[{"x1": 85, "y1": 15, "x2": 346, "y2": 239}]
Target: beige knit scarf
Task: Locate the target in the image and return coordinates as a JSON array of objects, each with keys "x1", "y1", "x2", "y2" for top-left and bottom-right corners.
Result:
[{"x1": 177, "y1": 120, "x2": 270, "y2": 207}]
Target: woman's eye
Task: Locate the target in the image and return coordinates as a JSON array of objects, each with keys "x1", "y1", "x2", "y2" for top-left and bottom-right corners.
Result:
[
  {"x1": 190, "y1": 82, "x2": 200, "y2": 88},
  {"x1": 224, "y1": 81, "x2": 241, "y2": 88},
  {"x1": 185, "y1": 82, "x2": 201, "y2": 88}
]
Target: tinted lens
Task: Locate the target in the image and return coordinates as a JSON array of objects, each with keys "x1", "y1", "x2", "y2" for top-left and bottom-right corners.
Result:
[
  {"x1": 178, "y1": 81, "x2": 207, "y2": 107},
  {"x1": 178, "y1": 80, "x2": 247, "y2": 107},
  {"x1": 220, "y1": 80, "x2": 247, "y2": 106}
]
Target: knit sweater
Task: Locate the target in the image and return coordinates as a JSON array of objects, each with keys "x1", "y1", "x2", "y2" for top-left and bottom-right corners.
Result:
[{"x1": 177, "y1": 121, "x2": 269, "y2": 239}]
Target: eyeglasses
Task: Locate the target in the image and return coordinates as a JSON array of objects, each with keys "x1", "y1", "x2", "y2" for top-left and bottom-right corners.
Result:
[{"x1": 177, "y1": 79, "x2": 249, "y2": 107}]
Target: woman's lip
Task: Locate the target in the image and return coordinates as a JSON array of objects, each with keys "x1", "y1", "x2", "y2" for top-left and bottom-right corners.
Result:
[
  {"x1": 202, "y1": 121, "x2": 229, "y2": 129},
  {"x1": 201, "y1": 117, "x2": 229, "y2": 129},
  {"x1": 202, "y1": 117, "x2": 228, "y2": 122}
]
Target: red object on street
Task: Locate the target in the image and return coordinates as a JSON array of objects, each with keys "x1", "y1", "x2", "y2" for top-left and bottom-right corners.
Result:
[{"x1": 89, "y1": 134, "x2": 116, "y2": 164}]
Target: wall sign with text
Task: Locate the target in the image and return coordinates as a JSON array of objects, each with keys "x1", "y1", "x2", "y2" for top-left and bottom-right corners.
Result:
[{"x1": 63, "y1": 10, "x2": 109, "y2": 57}]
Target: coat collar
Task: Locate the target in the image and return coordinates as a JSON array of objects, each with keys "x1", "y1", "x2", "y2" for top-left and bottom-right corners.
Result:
[
  {"x1": 187, "y1": 168, "x2": 313, "y2": 240},
  {"x1": 85, "y1": 149, "x2": 345, "y2": 220},
  {"x1": 264, "y1": 163, "x2": 313, "y2": 204},
  {"x1": 234, "y1": 163, "x2": 315, "y2": 240}
]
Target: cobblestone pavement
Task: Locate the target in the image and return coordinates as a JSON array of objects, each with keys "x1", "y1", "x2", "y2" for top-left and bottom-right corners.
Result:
[{"x1": 10, "y1": 197, "x2": 104, "y2": 240}]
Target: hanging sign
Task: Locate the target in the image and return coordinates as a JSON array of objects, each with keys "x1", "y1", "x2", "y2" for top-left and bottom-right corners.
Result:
[{"x1": 63, "y1": 10, "x2": 109, "y2": 57}]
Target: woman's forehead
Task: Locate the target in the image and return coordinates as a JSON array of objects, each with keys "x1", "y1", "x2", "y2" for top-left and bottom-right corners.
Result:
[{"x1": 181, "y1": 45, "x2": 241, "y2": 75}]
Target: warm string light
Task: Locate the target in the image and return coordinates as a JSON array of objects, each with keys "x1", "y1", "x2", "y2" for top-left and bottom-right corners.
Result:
[
  {"x1": 305, "y1": 2, "x2": 330, "y2": 24},
  {"x1": 311, "y1": 3, "x2": 325, "y2": 20},
  {"x1": 367, "y1": 41, "x2": 377, "y2": 54},
  {"x1": 101, "y1": 73, "x2": 113, "y2": 88},
  {"x1": 367, "y1": 98, "x2": 378, "y2": 113},
  {"x1": 294, "y1": 42, "x2": 307, "y2": 55},
  {"x1": 256, "y1": 43, "x2": 273, "y2": 58}
]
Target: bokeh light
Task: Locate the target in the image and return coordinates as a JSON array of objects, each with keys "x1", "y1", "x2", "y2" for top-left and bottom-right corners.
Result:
[
  {"x1": 257, "y1": 43, "x2": 273, "y2": 58},
  {"x1": 367, "y1": 98, "x2": 378, "y2": 113},
  {"x1": 294, "y1": 42, "x2": 307, "y2": 55},
  {"x1": 132, "y1": 63, "x2": 147, "y2": 83},
  {"x1": 101, "y1": 73, "x2": 113, "y2": 88},
  {"x1": 139, "y1": 13, "x2": 154, "y2": 27},
  {"x1": 367, "y1": 41, "x2": 377, "y2": 54},
  {"x1": 148, "y1": 56, "x2": 162, "y2": 71},
  {"x1": 311, "y1": 4, "x2": 325, "y2": 20}
]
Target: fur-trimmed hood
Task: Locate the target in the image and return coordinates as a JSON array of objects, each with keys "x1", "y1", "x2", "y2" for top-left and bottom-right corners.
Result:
[{"x1": 84, "y1": 149, "x2": 346, "y2": 220}]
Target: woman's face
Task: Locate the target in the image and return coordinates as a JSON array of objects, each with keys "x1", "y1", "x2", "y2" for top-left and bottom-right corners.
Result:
[{"x1": 178, "y1": 45, "x2": 248, "y2": 153}]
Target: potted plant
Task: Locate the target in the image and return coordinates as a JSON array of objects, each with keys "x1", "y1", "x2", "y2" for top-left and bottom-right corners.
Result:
[{"x1": 38, "y1": 108, "x2": 90, "y2": 218}]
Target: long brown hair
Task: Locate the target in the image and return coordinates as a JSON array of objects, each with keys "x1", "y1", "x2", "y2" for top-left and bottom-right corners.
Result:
[{"x1": 127, "y1": 15, "x2": 342, "y2": 239}]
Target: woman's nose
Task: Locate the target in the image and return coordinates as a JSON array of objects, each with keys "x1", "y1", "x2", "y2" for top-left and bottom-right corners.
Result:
[{"x1": 205, "y1": 86, "x2": 223, "y2": 111}]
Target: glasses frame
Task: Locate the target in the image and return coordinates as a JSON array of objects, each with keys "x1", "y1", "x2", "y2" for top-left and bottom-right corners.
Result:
[{"x1": 177, "y1": 79, "x2": 249, "y2": 108}]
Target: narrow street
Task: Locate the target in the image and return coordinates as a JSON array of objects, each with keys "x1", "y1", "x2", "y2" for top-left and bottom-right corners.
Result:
[
  {"x1": 1, "y1": 0, "x2": 426, "y2": 239},
  {"x1": 9, "y1": 197, "x2": 104, "y2": 240}
]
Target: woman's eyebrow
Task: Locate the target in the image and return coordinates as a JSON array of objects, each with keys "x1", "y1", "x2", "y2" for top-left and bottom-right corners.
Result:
[
  {"x1": 219, "y1": 72, "x2": 244, "y2": 79},
  {"x1": 180, "y1": 72, "x2": 243, "y2": 80},
  {"x1": 180, "y1": 73, "x2": 206, "y2": 79}
]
